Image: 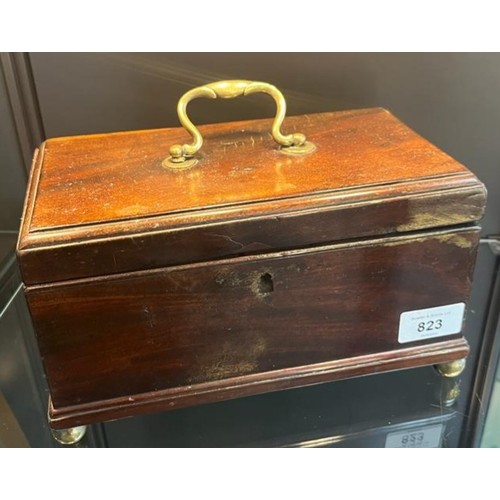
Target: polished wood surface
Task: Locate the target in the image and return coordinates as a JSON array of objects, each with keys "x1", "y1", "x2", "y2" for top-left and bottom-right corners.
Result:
[
  {"x1": 28, "y1": 108, "x2": 475, "y2": 229},
  {"x1": 18, "y1": 108, "x2": 485, "y2": 284},
  {"x1": 26, "y1": 226, "x2": 479, "y2": 426},
  {"x1": 17, "y1": 107, "x2": 486, "y2": 429},
  {"x1": 49, "y1": 339, "x2": 469, "y2": 429}
]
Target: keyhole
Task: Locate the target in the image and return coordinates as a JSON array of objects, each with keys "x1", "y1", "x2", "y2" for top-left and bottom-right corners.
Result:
[{"x1": 258, "y1": 272, "x2": 274, "y2": 295}]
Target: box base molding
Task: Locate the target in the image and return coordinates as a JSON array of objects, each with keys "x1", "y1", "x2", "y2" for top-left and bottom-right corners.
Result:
[{"x1": 48, "y1": 337, "x2": 469, "y2": 429}]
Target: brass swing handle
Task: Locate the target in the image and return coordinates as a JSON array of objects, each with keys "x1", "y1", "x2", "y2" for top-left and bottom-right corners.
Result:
[{"x1": 166, "y1": 80, "x2": 314, "y2": 168}]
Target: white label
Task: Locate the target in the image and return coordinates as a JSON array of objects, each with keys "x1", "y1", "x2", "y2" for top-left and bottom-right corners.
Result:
[
  {"x1": 385, "y1": 424, "x2": 444, "y2": 448},
  {"x1": 398, "y1": 303, "x2": 465, "y2": 344}
]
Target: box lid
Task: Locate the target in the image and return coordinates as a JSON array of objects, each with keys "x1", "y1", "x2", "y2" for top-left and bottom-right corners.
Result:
[{"x1": 17, "y1": 107, "x2": 486, "y2": 285}]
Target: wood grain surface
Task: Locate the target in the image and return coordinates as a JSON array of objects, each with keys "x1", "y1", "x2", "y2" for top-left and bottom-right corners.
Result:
[
  {"x1": 17, "y1": 107, "x2": 486, "y2": 429},
  {"x1": 48, "y1": 338, "x2": 469, "y2": 429},
  {"x1": 26, "y1": 226, "x2": 479, "y2": 427},
  {"x1": 18, "y1": 108, "x2": 485, "y2": 284}
]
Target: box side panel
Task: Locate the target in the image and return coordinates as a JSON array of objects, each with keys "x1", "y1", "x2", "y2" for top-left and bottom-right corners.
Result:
[
  {"x1": 25, "y1": 226, "x2": 480, "y2": 412},
  {"x1": 18, "y1": 180, "x2": 486, "y2": 285}
]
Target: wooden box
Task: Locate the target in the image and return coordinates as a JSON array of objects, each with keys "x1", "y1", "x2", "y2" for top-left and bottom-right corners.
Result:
[{"x1": 17, "y1": 81, "x2": 486, "y2": 429}]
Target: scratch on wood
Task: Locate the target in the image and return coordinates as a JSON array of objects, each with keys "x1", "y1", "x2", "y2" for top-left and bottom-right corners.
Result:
[
  {"x1": 129, "y1": 236, "x2": 142, "y2": 249},
  {"x1": 381, "y1": 232, "x2": 473, "y2": 250},
  {"x1": 189, "y1": 336, "x2": 267, "y2": 383},
  {"x1": 143, "y1": 306, "x2": 155, "y2": 329},
  {"x1": 166, "y1": 272, "x2": 194, "y2": 292},
  {"x1": 397, "y1": 211, "x2": 474, "y2": 232},
  {"x1": 210, "y1": 233, "x2": 245, "y2": 250},
  {"x1": 434, "y1": 233, "x2": 473, "y2": 249}
]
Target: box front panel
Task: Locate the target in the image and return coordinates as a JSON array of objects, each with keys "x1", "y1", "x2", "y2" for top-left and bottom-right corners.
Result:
[{"x1": 26, "y1": 227, "x2": 479, "y2": 409}]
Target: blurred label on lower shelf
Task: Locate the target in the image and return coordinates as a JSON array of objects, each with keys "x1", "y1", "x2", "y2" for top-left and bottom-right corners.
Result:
[{"x1": 385, "y1": 423, "x2": 444, "y2": 448}]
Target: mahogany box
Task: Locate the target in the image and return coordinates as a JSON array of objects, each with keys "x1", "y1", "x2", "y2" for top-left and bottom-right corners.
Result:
[{"x1": 16, "y1": 81, "x2": 486, "y2": 429}]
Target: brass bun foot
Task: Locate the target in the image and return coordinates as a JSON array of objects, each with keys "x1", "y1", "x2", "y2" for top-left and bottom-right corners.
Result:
[
  {"x1": 434, "y1": 358, "x2": 467, "y2": 378},
  {"x1": 440, "y1": 379, "x2": 461, "y2": 407},
  {"x1": 51, "y1": 425, "x2": 87, "y2": 445}
]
